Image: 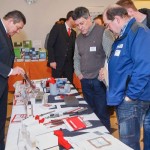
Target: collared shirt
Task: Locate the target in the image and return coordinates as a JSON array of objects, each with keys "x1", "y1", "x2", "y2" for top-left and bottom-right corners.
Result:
[
  {"x1": 65, "y1": 22, "x2": 71, "y2": 32},
  {"x1": 1, "y1": 19, "x2": 7, "y2": 33},
  {"x1": 119, "y1": 18, "x2": 132, "y2": 37}
]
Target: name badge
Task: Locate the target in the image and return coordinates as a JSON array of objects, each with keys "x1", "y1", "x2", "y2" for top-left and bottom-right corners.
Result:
[
  {"x1": 90, "y1": 47, "x2": 96, "y2": 52},
  {"x1": 114, "y1": 50, "x2": 121, "y2": 56},
  {"x1": 117, "y1": 44, "x2": 123, "y2": 48}
]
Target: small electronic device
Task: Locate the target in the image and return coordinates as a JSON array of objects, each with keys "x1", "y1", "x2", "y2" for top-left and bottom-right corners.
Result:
[
  {"x1": 64, "y1": 95, "x2": 79, "y2": 107},
  {"x1": 35, "y1": 92, "x2": 44, "y2": 103},
  {"x1": 22, "y1": 73, "x2": 35, "y2": 89}
]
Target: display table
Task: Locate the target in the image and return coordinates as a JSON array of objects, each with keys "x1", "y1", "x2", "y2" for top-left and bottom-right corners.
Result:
[
  {"x1": 8, "y1": 61, "x2": 81, "y2": 91},
  {"x1": 5, "y1": 79, "x2": 133, "y2": 150},
  {"x1": 8, "y1": 61, "x2": 51, "y2": 91}
]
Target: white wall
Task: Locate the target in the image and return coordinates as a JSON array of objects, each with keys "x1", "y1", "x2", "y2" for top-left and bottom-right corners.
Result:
[
  {"x1": 134, "y1": 1, "x2": 150, "y2": 9},
  {"x1": 0, "y1": 0, "x2": 116, "y2": 48},
  {"x1": 1, "y1": 0, "x2": 149, "y2": 48}
]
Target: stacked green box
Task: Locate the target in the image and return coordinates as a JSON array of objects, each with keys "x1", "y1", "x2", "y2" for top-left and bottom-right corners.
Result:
[
  {"x1": 23, "y1": 40, "x2": 32, "y2": 48},
  {"x1": 14, "y1": 48, "x2": 21, "y2": 59}
]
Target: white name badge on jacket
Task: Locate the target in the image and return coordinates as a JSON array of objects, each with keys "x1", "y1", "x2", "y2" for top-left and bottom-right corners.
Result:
[
  {"x1": 114, "y1": 50, "x2": 121, "y2": 56},
  {"x1": 90, "y1": 47, "x2": 96, "y2": 52}
]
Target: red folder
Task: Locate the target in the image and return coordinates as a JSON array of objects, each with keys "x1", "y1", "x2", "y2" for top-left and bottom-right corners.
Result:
[{"x1": 63, "y1": 116, "x2": 86, "y2": 131}]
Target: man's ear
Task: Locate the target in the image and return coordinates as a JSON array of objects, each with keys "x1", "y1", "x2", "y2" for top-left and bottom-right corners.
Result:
[
  {"x1": 87, "y1": 16, "x2": 91, "y2": 21},
  {"x1": 8, "y1": 18, "x2": 14, "y2": 24},
  {"x1": 114, "y1": 16, "x2": 120, "y2": 24},
  {"x1": 127, "y1": 8, "x2": 134, "y2": 17}
]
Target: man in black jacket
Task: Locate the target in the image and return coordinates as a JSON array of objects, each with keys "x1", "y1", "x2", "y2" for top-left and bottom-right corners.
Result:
[
  {"x1": 0, "y1": 10, "x2": 26, "y2": 150},
  {"x1": 47, "y1": 11, "x2": 76, "y2": 83},
  {"x1": 139, "y1": 8, "x2": 150, "y2": 28}
]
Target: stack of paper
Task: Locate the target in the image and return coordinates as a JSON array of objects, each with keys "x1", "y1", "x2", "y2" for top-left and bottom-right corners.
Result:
[{"x1": 35, "y1": 132, "x2": 59, "y2": 150}]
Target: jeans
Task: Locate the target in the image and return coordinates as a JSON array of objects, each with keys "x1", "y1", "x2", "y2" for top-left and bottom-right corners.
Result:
[
  {"x1": 143, "y1": 107, "x2": 150, "y2": 150},
  {"x1": 116, "y1": 98, "x2": 150, "y2": 150},
  {"x1": 81, "y1": 78, "x2": 110, "y2": 131}
]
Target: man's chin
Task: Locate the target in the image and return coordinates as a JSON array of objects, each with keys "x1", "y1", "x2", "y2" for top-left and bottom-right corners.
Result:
[{"x1": 81, "y1": 31, "x2": 87, "y2": 35}]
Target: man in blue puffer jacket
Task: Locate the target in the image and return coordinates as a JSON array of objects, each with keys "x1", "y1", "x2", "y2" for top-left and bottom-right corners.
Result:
[
  {"x1": 102, "y1": 4, "x2": 150, "y2": 150},
  {"x1": 115, "y1": 1, "x2": 150, "y2": 149}
]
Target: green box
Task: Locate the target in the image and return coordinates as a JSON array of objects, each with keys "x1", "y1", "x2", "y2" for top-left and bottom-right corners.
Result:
[
  {"x1": 14, "y1": 42, "x2": 22, "y2": 47},
  {"x1": 14, "y1": 48, "x2": 21, "y2": 58},
  {"x1": 23, "y1": 40, "x2": 32, "y2": 48}
]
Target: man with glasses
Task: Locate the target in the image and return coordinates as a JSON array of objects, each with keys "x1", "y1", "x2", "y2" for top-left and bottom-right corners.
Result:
[
  {"x1": 116, "y1": 1, "x2": 150, "y2": 149},
  {"x1": 72, "y1": 7, "x2": 114, "y2": 131},
  {"x1": 0, "y1": 10, "x2": 26, "y2": 149},
  {"x1": 102, "y1": 4, "x2": 150, "y2": 150}
]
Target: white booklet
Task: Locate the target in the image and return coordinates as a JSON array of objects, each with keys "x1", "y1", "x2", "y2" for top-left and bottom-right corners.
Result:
[{"x1": 98, "y1": 60, "x2": 109, "y2": 87}]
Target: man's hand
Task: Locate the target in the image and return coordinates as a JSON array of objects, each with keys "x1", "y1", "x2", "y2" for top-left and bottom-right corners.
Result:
[
  {"x1": 11, "y1": 66, "x2": 25, "y2": 76},
  {"x1": 98, "y1": 68, "x2": 105, "y2": 81},
  {"x1": 78, "y1": 74, "x2": 83, "y2": 80},
  {"x1": 50, "y1": 62, "x2": 57, "y2": 69}
]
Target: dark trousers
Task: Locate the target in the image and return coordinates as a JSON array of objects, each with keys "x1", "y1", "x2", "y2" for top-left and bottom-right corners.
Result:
[
  {"x1": 81, "y1": 78, "x2": 110, "y2": 131},
  {"x1": 0, "y1": 85, "x2": 8, "y2": 150},
  {"x1": 52, "y1": 60, "x2": 73, "y2": 84}
]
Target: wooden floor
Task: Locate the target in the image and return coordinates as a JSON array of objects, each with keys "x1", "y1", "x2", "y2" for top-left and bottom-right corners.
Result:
[{"x1": 5, "y1": 91, "x2": 144, "y2": 149}]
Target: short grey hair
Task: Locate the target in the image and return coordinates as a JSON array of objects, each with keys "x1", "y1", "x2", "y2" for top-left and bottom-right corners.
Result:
[{"x1": 72, "y1": 7, "x2": 90, "y2": 21}]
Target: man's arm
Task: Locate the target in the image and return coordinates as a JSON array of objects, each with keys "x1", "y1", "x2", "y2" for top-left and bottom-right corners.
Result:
[
  {"x1": 47, "y1": 24, "x2": 59, "y2": 66},
  {"x1": 0, "y1": 62, "x2": 25, "y2": 78},
  {"x1": 74, "y1": 42, "x2": 83, "y2": 80},
  {"x1": 126, "y1": 28, "x2": 150, "y2": 99},
  {"x1": 102, "y1": 29, "x2": 115, "y2": 59},
  {"x1": 0, "y1": 62, "x2": 12, "y2": 78},
  {"x1": 99, "y1": 29, "x2": 114, "y2": 86}
]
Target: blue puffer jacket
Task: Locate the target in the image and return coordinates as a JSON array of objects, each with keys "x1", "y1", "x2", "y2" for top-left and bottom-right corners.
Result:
[{"x1": 107, "y1": 18, "x2": 150, "y2": 106}]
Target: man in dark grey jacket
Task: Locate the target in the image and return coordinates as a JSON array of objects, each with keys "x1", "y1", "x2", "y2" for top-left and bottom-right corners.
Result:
[
  {"x1": 72, "y1": 7, "x2": 114, "y2": 131},
  {"x1": 0, "y1": 10, "x2": 26, "y2": 149}
]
